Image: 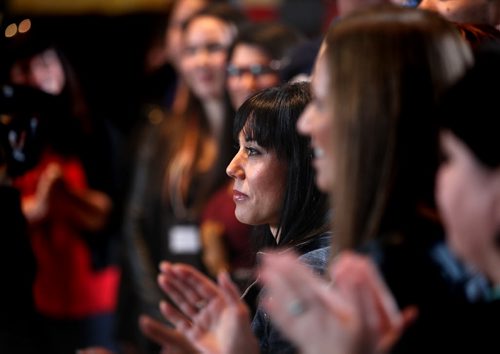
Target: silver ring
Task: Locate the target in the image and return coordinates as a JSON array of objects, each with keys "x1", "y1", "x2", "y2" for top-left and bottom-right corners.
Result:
[
  {"x1": 195, "y1": 300, "x2": 207, "y2": 311},
  {"x1": 287, "y1": 299, "x2": 307, "y2": 317}
]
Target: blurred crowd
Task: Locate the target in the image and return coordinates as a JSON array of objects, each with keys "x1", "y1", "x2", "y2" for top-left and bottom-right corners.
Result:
[{"x1": 2, "y1": 0, "x2": 500, "y2": 354}]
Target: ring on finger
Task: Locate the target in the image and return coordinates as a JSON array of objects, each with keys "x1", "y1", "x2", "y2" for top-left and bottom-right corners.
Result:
[
  {"x1": 195, "y1": 300, "x2": 207, "y2": 311},
  {"x1": 287, "y1": 299, "x2": 308, "y2": 317}
]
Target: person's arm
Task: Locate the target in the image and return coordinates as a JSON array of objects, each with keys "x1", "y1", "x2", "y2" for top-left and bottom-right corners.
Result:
[
  {"x1": 20, "y1": 163, "x2": 60, "y2": 223},
  {"x1": 21, "y1": 162, "x2": 111, "y2": 231},
  {"x1": 48, "y1": 180, "x2": 112, "y2": 231}
]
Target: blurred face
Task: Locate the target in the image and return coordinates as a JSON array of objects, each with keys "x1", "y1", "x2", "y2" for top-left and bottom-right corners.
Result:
[
  {"x1": 165, "y1": 0, "x2": 207, "y2": 69},
  {"x1": 419, "y1": 0, "x2": 500, "y2": 26},
  {"x1": 226, "y1": 130, "x2": 287, "y2": 236},
  {"x1": 180, "y1": 16, "x2": 233, "y2": 101},
  {"x1": 226, "y1": 44, "x2": 281, "y2": 109},
  {"x1": 10, "y1": 48, "x2": 65, "y2": 95},
  {"x1": 436, "y1": 131, "x2": 500, "y2": 275},
  {"x1": 296, "y1": 52, "x2": 334, "y2": 192}
]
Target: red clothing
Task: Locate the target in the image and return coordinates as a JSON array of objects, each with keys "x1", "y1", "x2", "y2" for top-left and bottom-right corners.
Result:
[{"x1": 14, "y1": 151, "x2": 120, "y2": 318}]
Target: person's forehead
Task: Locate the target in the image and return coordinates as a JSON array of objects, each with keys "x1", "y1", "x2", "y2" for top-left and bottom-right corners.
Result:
[
  {"x1": 231, "y1": 44, "x2": 269, "y2": 62},
  {"x1": 186, "y1": 16, "x2": 229, "y2": 34}
]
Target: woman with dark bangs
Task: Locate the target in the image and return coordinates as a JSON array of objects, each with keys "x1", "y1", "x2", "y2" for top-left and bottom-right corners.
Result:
[
  {"x1": 198, "y1": 20, "x2": 304, "y2": 287},
  {"x1": 140, "y1": 81, "x2": 331, "y2": 354}
]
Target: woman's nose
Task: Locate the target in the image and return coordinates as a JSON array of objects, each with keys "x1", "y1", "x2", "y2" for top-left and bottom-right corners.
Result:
[
  {"x1": 226, "y1": 154, "x2": 244, "y2": 179},
  {"x1": 239, "y1": 72, "x2": 258, "y2": 91},
  {"x1": 193, "y1": 48, "x2": 211, "y2": 67}
]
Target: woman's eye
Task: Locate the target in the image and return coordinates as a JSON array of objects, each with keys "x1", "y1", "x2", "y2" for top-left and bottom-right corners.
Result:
[{"x1": 245, "y1": 147, "x2": 259, "y2": 156}]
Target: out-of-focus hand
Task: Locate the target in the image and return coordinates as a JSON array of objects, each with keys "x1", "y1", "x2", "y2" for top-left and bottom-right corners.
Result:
[
  {"x1": 259, "y1": 251, "x2": 417, "y2": 354},
  {"x1": 21, "y1": 162, "x2": 63, "y2": 222},
  {"x1": 142, "y1": 262, "x2": 259, "y2": 354},
  {"x1": 329, "y1": 252, "x2": 418, "y2": 353},
  {"x1": 139, "y1": 315, "x2": 199, "y2": 354}
]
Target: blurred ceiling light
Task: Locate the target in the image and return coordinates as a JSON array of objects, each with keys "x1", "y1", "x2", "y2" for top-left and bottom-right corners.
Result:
[
  {"x1": 5, "y1": 23, "x2": 17, "y2": 38},
  {"x1": 18, "y1": 18, "x2": 31, "y2": 33}
]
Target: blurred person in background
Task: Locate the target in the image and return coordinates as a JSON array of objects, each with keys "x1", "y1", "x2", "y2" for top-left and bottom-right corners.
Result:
[
  {"x1": 258, "y1": 4, "x2": 488, "y2": 354},
  {"x1": 140, "y1": 0, "x2": 210, "y2": 114},
  {"x1": 0, "y1": 20, "x2": 121, "y2": 354},
  {"x1": 258, "y1": 40, "x2": 500, "y2": 354},
  {"x1": 116, "y1": 3, "x2": 247, "y2": 353},
  {"x1": 225, "y1": 21, "x2": 304, "y2": 109},
  {"x1": 0, "y1": 84, "x2": 59, "y2": 354}
]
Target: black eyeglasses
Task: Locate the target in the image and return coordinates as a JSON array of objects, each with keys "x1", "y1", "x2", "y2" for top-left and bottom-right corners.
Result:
[{"x1": 226, "y1": 64, "x2": 278, "y2": 78}]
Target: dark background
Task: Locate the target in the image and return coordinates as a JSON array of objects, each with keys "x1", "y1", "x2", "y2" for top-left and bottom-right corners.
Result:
[{"x1": 1, "y1": 0, "x2": 335, "y2": 134}]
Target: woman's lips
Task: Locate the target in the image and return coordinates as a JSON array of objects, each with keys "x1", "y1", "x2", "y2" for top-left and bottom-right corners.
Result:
[{"x1": 233, "y1": 190, "x2": 248, "y2": 202}]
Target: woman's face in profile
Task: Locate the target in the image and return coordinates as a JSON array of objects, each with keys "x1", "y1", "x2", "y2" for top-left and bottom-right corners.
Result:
[
  {"x1": 226, "y1": 130, "x2": 287, "y2": 235},
  {"x1": 296, "y1": 53, "x2": 334, "y2": 193},
  {"x1": 436, "y1": 130, "x2": 500, "y2": 275},
  {"x1": 180, "y1": 16, "x2": 233, "y2": 102}
]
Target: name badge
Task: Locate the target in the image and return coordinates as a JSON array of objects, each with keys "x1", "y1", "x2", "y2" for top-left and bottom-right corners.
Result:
[{"x1": 169, "y1": 225, "x2": 201, "y2": 254}]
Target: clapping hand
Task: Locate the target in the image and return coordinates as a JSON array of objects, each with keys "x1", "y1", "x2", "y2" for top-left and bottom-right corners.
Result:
[
  {"x1": 141, "y1": 262, "x2": 259, "y2": 354},
  {"x1": 259, "y1": 251, "x2": 417, "y2": 354}
]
